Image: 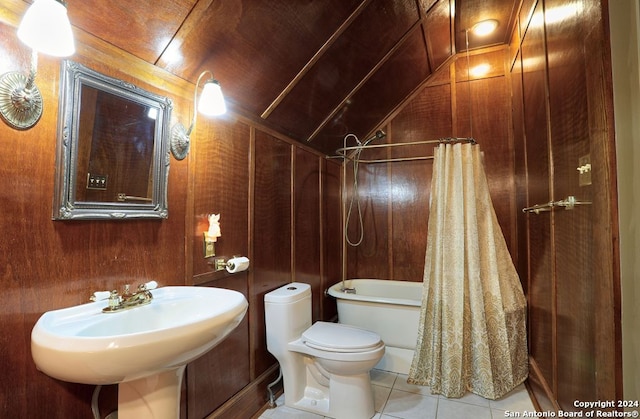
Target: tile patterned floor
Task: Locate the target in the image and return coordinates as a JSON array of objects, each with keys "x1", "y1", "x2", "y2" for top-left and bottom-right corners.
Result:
[{"x1": 258, "y1": 369, "x2": 535, "y2": 419}]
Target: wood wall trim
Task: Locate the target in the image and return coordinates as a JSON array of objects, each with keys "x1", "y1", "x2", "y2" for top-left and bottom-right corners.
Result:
[
  {"x1": 155, "y1": 0, "x2": 217, "y2": 66},
  {"x1": 340, "y1": 155, "x2": 347, "y2": 282},
  {"x1": 206, "y1": 365, "x2": 280, "y2": 419},
  {"x1": 541, "y1": 12, "x2": 559, "y2": 399},
  {"x1": 386, "y1": 123, "x2": 394, "y2": 280},
  {"x1": 588, "y1": 9, "x2": 623, "y2": 401},
  {"x1": 379, "y1": 45, "x2": 508, "y2": 130},
  {"x1": 248, "y1": 126, "x2": 257, "y2": 380},
  {"x1": 529, "y1": 357, "x2": 561, "y2": 412},
  {"x1": 450, "y1": 60, "x2": 458, "y2": 137},
  {"x1": 290, "y1": 144, "x2": 296, "y2": 281},
  {"x1": 260, "y1": 0, "x2": 372, "y2": 119},
  {"x1": 306, "y1": 18, "x2": 426, "y2": 143},
  {"x1": 318, "y1": 155, "x2": 326, "y2": 314},
  {"x1": 596, "y1": 1, "x2": 623, "y2": 401},
  {"x1": 502, "y1": 46, "x2": 519, "y2": 258}
]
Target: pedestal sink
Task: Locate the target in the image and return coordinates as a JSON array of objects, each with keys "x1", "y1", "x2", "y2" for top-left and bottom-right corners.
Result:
[{"x1": 31, "y1": 286, "x2": 248, "y2": 418}]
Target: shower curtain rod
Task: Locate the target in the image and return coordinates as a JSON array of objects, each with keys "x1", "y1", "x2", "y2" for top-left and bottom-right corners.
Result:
[{"x1": 332, "y1": 137, "x2": 476, "y2": 164}]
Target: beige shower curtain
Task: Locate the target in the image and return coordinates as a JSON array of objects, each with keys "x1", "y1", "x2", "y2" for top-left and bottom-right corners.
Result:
[{"x1": 407, "y1": 142, "x2": 528, "y2": 400}]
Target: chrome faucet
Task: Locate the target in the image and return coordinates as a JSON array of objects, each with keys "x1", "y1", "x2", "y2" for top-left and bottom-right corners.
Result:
[{"x1": 102, "y1": 282, "x2": 154, "y2": 313}]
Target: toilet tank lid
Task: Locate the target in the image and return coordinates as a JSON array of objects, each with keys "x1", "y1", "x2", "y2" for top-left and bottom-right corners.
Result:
[
  {"x1": 264, "y1": 282, "x2": 311, "y2": 303},
  {"x1": 302, "y1": 321, "x2": 382, "y2": 352}
]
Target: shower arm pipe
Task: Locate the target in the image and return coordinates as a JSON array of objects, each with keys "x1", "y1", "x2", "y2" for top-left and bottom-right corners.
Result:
[
  {"x1": 522, "y1": 195, "x2": 592, "y2": 214},
  {"x1": 331, "y1": 137, "x2": 476, "y2": 164}
]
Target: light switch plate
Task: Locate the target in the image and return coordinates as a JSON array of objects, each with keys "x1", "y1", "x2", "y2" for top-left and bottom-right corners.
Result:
[{"x1": 87, "y1": 173, "x2": 108, "y2": 190}]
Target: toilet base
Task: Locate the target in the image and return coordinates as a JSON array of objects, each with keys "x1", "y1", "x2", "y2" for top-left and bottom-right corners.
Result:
[
  {"x1": 287, "y1": 372, "x2": 375, "y2": 419},
  {"x1": 290, "y1": 396, "x2": 330, "y2": 416},
  {"x1": 329, "y1": 372, "x2": 375, "y2": 419}
]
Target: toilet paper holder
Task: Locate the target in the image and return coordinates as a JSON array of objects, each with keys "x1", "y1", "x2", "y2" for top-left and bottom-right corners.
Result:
[
  {"x1": 211, "y1": 257, "x2": 227, "y2": 271},
  {"x1": 210, "y1": 256, "x2": 250, "y2": 273}
]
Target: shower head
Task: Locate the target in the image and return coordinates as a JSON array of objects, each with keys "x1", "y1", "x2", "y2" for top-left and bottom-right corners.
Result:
[
  {"x1": 343, "y1": 130, "x2": 387, "y2": 147},
  {"x1": 363, "y1": 130, "x2": 386, "y2": 145},
  {"x1": 370, "y1": 130, "x2": 386, "y2": 141}
]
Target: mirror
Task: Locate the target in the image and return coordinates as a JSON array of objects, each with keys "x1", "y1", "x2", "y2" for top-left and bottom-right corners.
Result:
[{"x1": 53, "y1": 61, "x2": 172, "y2": 220}]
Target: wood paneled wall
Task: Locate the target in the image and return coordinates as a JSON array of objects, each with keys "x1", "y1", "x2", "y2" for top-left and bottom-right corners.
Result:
[
  {"x1": 186, "y1": 122, "x2": 341, "y2": 417},
  {"x1": 0, "y1": 0, "x2": 624, "y2": 417},
  {"x1": 345, "y1": 47, "x2": 516, "y2": 283},
  {"x1": 0, "y1": 7, "x2": 191, "y2": 417},
  {"x1": 510, "y1": 0, "x2": 622, "y2": 410},
  {"x1": 0, "y1": 4, "x2": 341, "y2": 418},
  {"x1": 342, "y1": 0, "x2": 623, "y2": 410}
]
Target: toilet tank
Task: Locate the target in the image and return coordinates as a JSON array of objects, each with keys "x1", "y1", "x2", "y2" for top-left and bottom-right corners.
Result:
[{"x1": 264, "y1": 282, "x2": 312, "y2": 350}]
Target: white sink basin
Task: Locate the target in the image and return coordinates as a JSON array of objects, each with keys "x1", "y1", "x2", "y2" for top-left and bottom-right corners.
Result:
[{"x1": 31, "y1": 286, "x2": 248, "y2": 418}]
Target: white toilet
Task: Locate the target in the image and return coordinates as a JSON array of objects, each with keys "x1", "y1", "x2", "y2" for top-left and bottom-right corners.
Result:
[{"x1": 265, "y1": 282, "x2": 384, "y2": 419}]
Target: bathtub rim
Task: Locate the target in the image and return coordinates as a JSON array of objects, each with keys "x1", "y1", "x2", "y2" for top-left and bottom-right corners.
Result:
[{"x1": 327, "y1": 279, "x2": 422, "y2": 307}]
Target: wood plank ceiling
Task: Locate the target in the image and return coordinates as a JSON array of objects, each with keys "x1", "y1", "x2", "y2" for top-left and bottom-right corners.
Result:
[{"x1": 65, "y1": 0, "x2": 518, "y2": 155}]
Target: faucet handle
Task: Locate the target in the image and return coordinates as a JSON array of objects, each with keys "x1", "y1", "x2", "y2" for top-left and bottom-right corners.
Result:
[
  {"x1": 107, "y1": 290, "x2": 121, "y2": 309},
  {"x1": 143, "y1": 280, "x2": 158, "y2": 290},
  {"x1": 90, "y1": 291, "x2": 111, "y2": 302}
]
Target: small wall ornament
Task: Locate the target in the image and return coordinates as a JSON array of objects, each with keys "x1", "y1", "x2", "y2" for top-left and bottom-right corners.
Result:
[{"x1": 203, "y1": 213, "x2": 221, "y2": 258}]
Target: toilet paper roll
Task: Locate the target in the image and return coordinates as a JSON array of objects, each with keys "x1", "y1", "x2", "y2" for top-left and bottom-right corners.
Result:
[{"x1": 226, "y1": 256, "x2": 250, "y2": 274}]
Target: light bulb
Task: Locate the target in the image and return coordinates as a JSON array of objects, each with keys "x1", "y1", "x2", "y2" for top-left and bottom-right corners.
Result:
[
  {"x1": 471, "y1": 20, "x2": 499, "y2": 37},
  {"x1": 17, "y1": 0, "x2": 75, "y2": 57},
  {"x1": 198, "y1": 80, "x2": 226, "y2": 116}
]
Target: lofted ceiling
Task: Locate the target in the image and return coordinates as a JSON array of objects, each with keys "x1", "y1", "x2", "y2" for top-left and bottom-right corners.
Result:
[{"x1": 65, "y1": 0, "x2": 518, "y2": 155}]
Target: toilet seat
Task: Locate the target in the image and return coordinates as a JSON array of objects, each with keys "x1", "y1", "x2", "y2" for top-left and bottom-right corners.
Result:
[{"x1": 302, "y1": 322, "x2": 382, "y2": 353}]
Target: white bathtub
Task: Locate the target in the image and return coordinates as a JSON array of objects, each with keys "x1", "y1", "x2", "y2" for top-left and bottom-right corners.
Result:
[{"x1": 327, "y1": 279, "x2": 422, "y2": 374}]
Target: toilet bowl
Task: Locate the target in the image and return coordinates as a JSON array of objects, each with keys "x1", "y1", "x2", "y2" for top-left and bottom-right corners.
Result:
[{"x1": 265, "y1": 282, "x2": 384, "y2": 419}]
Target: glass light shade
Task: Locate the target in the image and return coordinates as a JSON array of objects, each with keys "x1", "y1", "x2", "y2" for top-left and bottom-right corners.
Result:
[
  {"x1": 198, "y1": 80, "x2": 226, "y2": 116},
  {"x1": 17, "y1": 0, "x2": 75, "y2": 57},
  {"x1": 471, "y1": 19, "x2": 499, "y2": 37}
]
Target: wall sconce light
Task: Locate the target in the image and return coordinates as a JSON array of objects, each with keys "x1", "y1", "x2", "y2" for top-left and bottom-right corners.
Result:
[
  {"x1": 0, "y1": 0, "x2": 75, "y2": 130},
  {"x1": 171, "y1": 70, "x2": 226, "y2": 160},
  {"x1": 203, "y1": 213, "x2": 221, "y2": 258}
]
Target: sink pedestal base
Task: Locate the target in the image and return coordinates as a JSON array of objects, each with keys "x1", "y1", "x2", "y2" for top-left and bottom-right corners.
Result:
[{"x1": 118, "y1": 366, "x2": 186, "y2": 419}]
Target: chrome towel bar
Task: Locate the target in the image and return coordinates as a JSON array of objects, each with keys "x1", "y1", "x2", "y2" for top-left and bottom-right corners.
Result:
[{"x1": 522, "y1": 195, "x2": 591, "y2": 214}]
